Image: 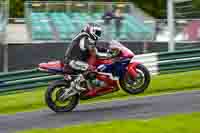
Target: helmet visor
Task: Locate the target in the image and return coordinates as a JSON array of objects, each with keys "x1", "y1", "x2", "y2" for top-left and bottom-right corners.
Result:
[{"x1": 95, "y1": 30, "x2": 101, "y2": 38}]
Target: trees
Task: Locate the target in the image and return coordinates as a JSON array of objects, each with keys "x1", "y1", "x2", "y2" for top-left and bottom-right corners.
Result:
[
  {"x1": 193, "y1": 0, "x2": 200, "y2": 8},
  {"x1": 10, "y1": 0, "x2": 25, "y2": 18},
  {"x1": 131, "y1": 0, "x2": 166, "y2": 18}
]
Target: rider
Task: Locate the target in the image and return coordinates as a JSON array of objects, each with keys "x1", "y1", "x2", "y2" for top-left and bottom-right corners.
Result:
[{"x1": 64, "y1": 23, "x2": 113, "y2": 92}]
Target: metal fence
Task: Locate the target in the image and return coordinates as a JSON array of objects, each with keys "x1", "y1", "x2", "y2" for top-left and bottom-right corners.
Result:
[
  {"x1": 24, "y1": 1, "x2": 155, "y2": 42},
  {"x1": 156, "y1": 19, "x2": 200, "y2": 42}
]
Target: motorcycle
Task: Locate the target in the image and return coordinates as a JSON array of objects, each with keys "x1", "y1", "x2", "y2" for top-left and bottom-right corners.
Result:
[{"x1": 38, "y1": 40, "x2": 151, "y2": 112}]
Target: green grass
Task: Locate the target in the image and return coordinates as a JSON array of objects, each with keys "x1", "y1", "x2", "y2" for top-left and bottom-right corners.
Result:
[
  {"x1": 18, "y1": 112, "x2": 200, "y2": 133},
  {"x1": 1, "y1": 70, "x2": 200, "y2": 114}
]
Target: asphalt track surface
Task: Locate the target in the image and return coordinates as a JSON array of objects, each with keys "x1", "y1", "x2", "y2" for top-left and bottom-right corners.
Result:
[{"x1": 1, "y1": 90, "x2": 200, "y2": 133}]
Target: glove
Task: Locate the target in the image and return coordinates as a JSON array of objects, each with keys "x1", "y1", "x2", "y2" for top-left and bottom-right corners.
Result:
[
  {"x1": 109, "y1": 48, "x2": 120, "y2": 58},
  {"x1": 88, "y1": 65, "x2": 96, "y2": 72}
]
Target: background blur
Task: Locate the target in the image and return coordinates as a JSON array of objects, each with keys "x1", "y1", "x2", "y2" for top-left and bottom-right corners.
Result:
[
  {"x1": 1, "y1": 0, "x2": 200, "y2": 71},
  {"x1": 8, "y1": 0, "x2": 200, "y2": 19}
]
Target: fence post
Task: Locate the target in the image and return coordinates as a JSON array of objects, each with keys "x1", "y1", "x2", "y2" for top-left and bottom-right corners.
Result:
[
  {"x1": 3, "y1": 43, "x2": 8, "y2": 72},
  {"x1": 167, "y1": 0, "x2": 175, "y2": 52},
  {"x1": 0, "y1": 0, "x2": 9, "y2": 72}
]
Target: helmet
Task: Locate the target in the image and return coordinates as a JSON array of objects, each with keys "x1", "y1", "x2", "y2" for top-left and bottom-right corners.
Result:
[{"x1": 83, "y1": 23, "x2": 102, "y2": 41}]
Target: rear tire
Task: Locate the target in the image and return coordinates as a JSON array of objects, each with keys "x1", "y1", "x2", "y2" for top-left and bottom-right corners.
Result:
[
  {"x1": 45, "y1": 80, "x2": 79, "y2": 112},
  {"x1": 120, "y1": 64, "x2": 150, "y2": 94}
]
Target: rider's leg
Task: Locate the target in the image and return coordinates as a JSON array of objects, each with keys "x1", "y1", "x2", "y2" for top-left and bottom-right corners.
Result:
[{"x1": 68, "y1": 60, "x2": 90, "y2": 92}]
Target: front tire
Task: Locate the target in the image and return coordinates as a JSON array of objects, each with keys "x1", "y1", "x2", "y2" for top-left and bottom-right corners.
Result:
[
  {"x1": 45, "y1": 80, "x2": 79, "y2": 112},
  {"x1": 120, "y1": 64, "x2": 150, "y2": 94}
]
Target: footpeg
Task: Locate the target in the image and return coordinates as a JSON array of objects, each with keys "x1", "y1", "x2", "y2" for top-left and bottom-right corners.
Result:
[{"x1": 59, "y1": 88, "x2": 77, "y2": 101}]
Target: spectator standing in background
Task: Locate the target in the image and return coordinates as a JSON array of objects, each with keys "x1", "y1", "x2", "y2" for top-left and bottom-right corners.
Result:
[
  {"x1": 102, "y1": 8, "x2": 114, "y2": 40},
  {"x1": 102, "y1": 9, "x2": 114, "y2": 25},
  {"x1": 114, "y1": 8, "x2": 124, "y2": 38},
  {"x1": 102, "y1": 8, "x2": 124, "y2": 39}
]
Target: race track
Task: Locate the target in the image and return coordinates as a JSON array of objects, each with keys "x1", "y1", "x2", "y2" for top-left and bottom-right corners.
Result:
[{"x1": 1, "y1": 90, "x2": 200, "y2": 133}]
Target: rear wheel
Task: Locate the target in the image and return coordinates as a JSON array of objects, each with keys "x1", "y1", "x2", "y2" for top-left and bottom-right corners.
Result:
[
  {"x1": 120, "y1": 64, "x2": 150, "y2": 94},
  {"x1": 45, "y1": 80, "x2": 79, "y2": 112}
]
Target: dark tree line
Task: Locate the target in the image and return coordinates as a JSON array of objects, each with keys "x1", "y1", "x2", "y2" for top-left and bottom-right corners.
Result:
[{"x1": 193, "y1": 0, "x2": 200, "y2": 8}]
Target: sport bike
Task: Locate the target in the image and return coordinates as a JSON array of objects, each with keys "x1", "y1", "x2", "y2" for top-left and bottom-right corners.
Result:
[{"x1": 38, "y1": 40, "x2": 151, "y2": 112}]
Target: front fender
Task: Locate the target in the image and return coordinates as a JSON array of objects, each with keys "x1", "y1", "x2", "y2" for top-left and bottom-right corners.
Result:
[{"x1": 127, "y1": 61, "x2": 141, "y2": 79}]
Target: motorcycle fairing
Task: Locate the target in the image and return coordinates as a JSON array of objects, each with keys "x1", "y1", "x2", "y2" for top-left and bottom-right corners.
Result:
[
  {"x1": 97, "y1": 58, "x2": 131, "y2": 79},
  {"x1": 39, "y1": 61, "x2": 64, "y2": 73}
]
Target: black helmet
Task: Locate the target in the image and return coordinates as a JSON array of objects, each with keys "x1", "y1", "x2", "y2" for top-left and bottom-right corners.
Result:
[{"x1": 83, "y1": 23, "x2": 102, "y2": 41}]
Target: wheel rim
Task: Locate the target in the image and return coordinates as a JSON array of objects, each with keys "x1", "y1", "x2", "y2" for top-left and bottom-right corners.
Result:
[
  {"x1": 51, "y1": 86, "x2": 73, "y2": 107},
  {"x1": 125, "y1": 69, "x2": 145, "y2": 89}
]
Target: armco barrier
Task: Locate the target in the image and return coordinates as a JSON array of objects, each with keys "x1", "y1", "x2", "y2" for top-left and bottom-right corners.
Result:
[
  {"x1": 137, "y1": 48, "x2": 200, "y2": 74},
  {"x1": 158, "y1": 48, "x2": 200, "y2": 61},
  {"x1": 0, "y1": 69, "x2": 49, "y2": 82},
  {"x1": 158, "y1": 48, "x2": 200, "y2": 74},
  {"x1": 0, "y1": 69, "x2": 62, "y2": 93},
  {"x1": 1, "y1": 48, "x2": 200, "y2": 94},
  {"x1": 0, "y1": 45, "x2": 3, "y2": 72}
]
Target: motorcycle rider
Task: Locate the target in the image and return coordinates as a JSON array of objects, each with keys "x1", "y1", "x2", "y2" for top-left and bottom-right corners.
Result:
[{"x1": 64, "y1": 23, "x2": 113, "y2": 92}]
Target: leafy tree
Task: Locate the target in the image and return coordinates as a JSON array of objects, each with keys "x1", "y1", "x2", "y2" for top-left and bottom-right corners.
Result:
[
  {"x1": 193, "y1": 0, "x2": 200, "y2": 8},
  {"x1": 132, "y1": 0, "x2": 166, "y2": 18},
  {"x1": 10, "y1": 0, "x2": 25, "y2": 18}
]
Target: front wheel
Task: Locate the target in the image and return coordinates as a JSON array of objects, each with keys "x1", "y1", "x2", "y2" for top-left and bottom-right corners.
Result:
[
  {"x1": 45, "y1": 80, "x2": 79, "y2": 112},
  {"x1": 120, "y1": 64, "x2": 150, "y2": 94}
]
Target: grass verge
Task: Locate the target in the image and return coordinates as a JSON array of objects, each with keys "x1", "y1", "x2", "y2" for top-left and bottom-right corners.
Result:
[
  {"x1": 17, "y1": 112, "x2": 200, "y2": 133},
  {"x1": 1, "y1": 70, "x2": 200, "y2": 114}
]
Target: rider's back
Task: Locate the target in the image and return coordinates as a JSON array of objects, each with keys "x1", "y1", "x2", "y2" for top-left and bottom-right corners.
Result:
[{"x1": 64, "y1": 32, "x2": 90, "y2": 63}]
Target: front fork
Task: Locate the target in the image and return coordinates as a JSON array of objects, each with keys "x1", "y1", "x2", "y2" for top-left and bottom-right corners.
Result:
[
  {"x1": 60, "y1": 74, "x2": 85, "y2": 100},
  {"x1": 127, "y1": 61, "x2": 141, "y2": 79}
]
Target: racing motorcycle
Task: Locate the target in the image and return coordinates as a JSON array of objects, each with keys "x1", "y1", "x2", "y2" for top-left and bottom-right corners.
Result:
[{"x1": 38, "y1": 40, "x2": 151, "y2": 112}]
